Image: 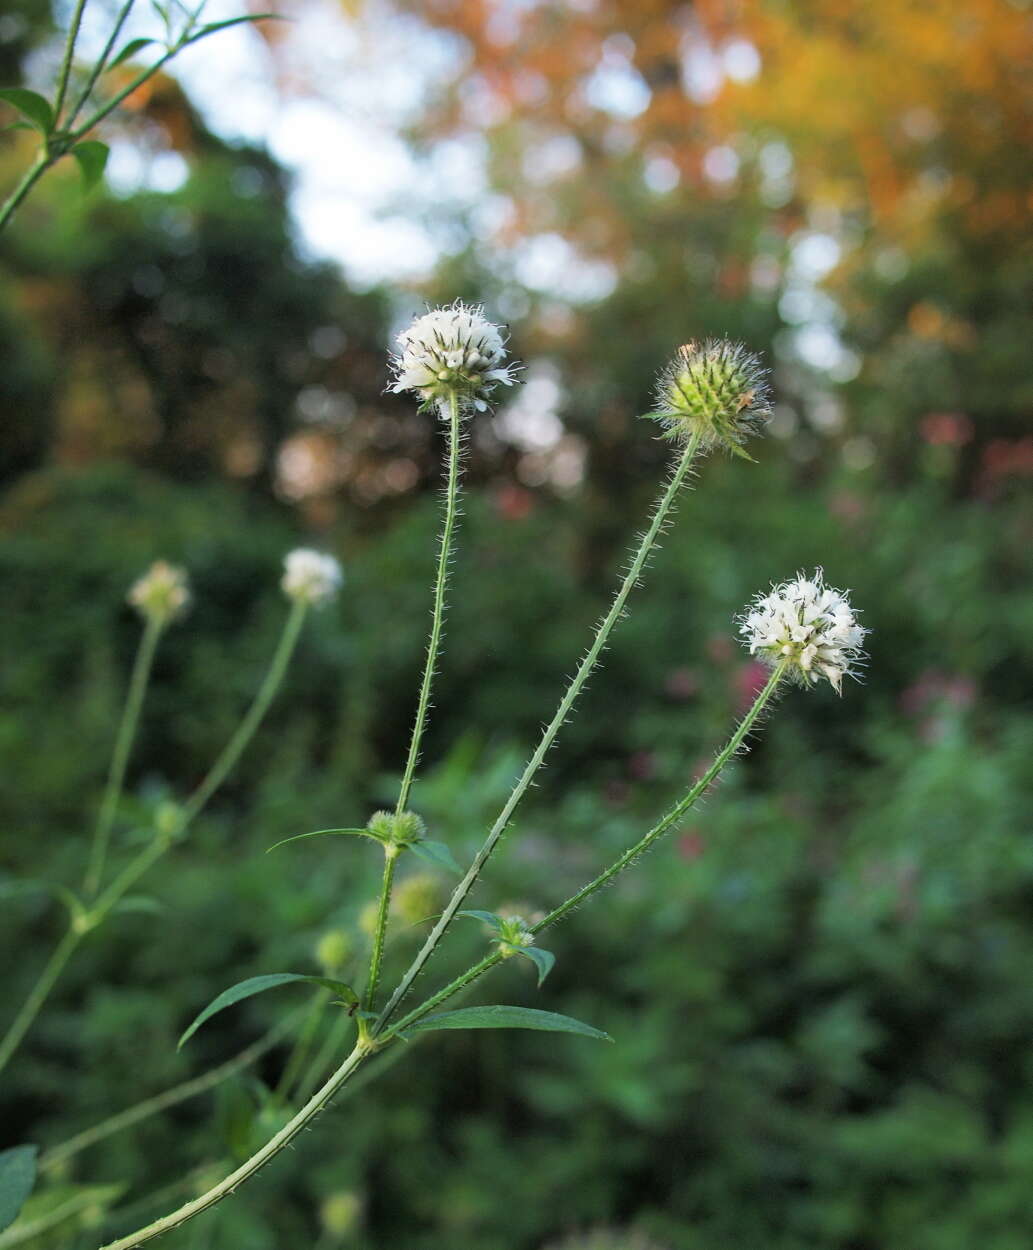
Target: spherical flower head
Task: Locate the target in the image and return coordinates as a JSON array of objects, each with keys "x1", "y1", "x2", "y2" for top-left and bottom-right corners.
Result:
[
  {"x1": 127, "y1": 560, "x2": 190, "y2": 625},
  {"x1": 391, "y1": 872, "x2": 442, "y2": 926},
  {"x1": 389, "y1": 301, "x2": 518, "y2": 414},
  {"x1": 314, "y1": 928, "x2": 352, "y2": 973},
  {"x1": 495, "y1": 914, "x2": 535, "y2": 955},
  {"x1": 648, "y1": 338, "x2": 771, "y2": 457},
  {"x1": 320, "y1": 1192, "x2": 361, "y2": 1238},
  {"x1": 281, "y1": 548, "x2": 342, "y2": 607},
  {"x1": 738, "y1": 569, "x2": 867, "y2": 694},
  {"x1": 366, "y1": 809, "x2": 426, "y2": 849}
]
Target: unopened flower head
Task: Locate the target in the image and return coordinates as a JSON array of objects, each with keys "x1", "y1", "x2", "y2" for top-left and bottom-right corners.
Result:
[
  {"x1": 366, "y1": 809, "x2": 426, "y2": 849},
  {"x1": 649, "y1": 338, "x2": 771, "y2": 457},
  {"x1": 282, "y1": 548, "x2": 342, "y2": 607},
  {"x1": 494, "y1": 913, "x2": 535, "y2": 954},
  {"x1": 738, "y1": 569, "x2": 867, "y2": 694},
  {"x1": 128, "y1": 560, "x2": 190, "y2": 625},
  {"x1": 389, "y1": 301, "x2": 518, "y2": 414}
]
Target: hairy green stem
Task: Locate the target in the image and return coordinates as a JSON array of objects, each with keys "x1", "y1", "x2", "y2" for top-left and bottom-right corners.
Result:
[
  {"x1": 0, "y1": 926, "x2": 81, "y2": 1077},
  {"x1": 41, "y1": 1014, "x2": 296, "y2": 1171},
  {"x1": 376, "y1": 432, "x2": 703, "y2": 1030},
  {"x1": 85, "y1": 614, "x2": 163, "y2": 897},
  {"x1": 97, "y1": 1044, "x2": 370, "y2": 1250},
  {"x1": 363, "y1": 849, "x2": 398, "y2": 1015},
  {"x1": 384, "y1": 662, "x2": 786, "y2": 1040},
  {"x1": 394, "y1": 392, "x2": 463, "y2": 817}
]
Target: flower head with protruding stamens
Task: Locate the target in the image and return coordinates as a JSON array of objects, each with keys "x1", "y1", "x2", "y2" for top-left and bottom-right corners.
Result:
[
  {"x1": 281, "y1": 549, "x2": 342, "y2": 607},
  {"x1": 389, "y1": 301, "x2": 519, "y2": 414},
  {"x1": 738, "y1": 570, "x2": 867, "y2": 693},
  {"x1": 128, "y1": 561, "x2": 190, "y2": 625},
  {"x1": 648, "y1": 338, "x2": 771, "y2": 457}
]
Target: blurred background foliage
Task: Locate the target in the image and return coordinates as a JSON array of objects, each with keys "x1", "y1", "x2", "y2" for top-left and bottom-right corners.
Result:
[{"x1": 0, "y1": 0, "x2": 1031, "y2": 1247}]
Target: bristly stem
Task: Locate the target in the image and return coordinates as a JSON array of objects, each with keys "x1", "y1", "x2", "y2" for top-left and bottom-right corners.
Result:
[
  {"x1": 362, "y1": 849, "x2": 398, "y2": 1015},
  {"x1": 394, "y1": 391, "x2": 463, "y2": 817},
  {"x1": 375, "y1": 430, "x2": 704, "y2": 1030},
  {"x1": 97, "y1": 656, "x2": 784, "y2": 1247},
  {"x1": 84, "y1": 613, "x2": 163, "y2": 897},
  {"x1": 382, "y1": 660, "x2": 787, "y2": 1041}
]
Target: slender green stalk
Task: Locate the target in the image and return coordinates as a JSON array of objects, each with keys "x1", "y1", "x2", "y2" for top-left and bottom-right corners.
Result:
[
  {"x1": 182, "y1": 599, "x2": 307, "y2": 823},
  {"x1": 395, "y1": 392, "x2": 463, "y2": 816},
  {"x1": 376, "y1": 432, "x2": 703, "y2": 1031},
  {"x1": 383, "y1": 662, "x2": 787, "y2": 1041},
  {"x1": 66, "y1": 0, "x2": 137, "y2": 128},
  {"x1": 0, "y1": 151, "x2": 50, "y2": 235},
  {"x1": 53, "y1": 0, "x2": 90, "y2": 121},
  {"x1": 41, "y1": 1014, "x2": 296, "y2": 1172},
  {"x1": 85, "y1": 614, "x2": 163, "y2": 897},
  {"x1": 362, "y1": 849, "x2": 398, "y2": 1015},
  {"x1": 0, "y1": 605, "x2": 305, "y2": 1076},
  {"x1": 0, "y1": 1187, "x2": 101, "y2": 1249},
  {"x1": 0, "y1": 926, "x2": 81, "y2": 1077},
  {"x1": 98, "y1": 1044, "x2": 370, "y2": 1250}
]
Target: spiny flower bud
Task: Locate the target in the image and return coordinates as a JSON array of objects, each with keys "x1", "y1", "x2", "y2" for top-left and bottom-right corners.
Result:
[
  {"x1": 366, "y1": 809, "x2": 426, "y2": 849},
  {"x1": 738, "y1": 569, "x2": 867, "y2": 694},
  {"x1": 494, "y1": 914, "x2": 535, "y2": 955},
  {"x1": 281, "y1": 548, "x2": 342, "y2": 607},
  {"x1": 649, "y1": 338, "x2": 770, "y2": 457},
  {"x1": 389, "y1": 301, "x2": 519, "y2": 414},
  {"x1": 128, "y1": 560, "x2": 190, "y2": 625}
]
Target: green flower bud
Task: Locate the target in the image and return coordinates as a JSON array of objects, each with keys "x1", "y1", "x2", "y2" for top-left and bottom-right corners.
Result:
[
  {"x1": 315, "y1": 928, "x2": 352, "y2": 972},
  {"x1": 392, "y1": 873, "x2": 442, "y2": 927},
  {"x1": 365, "y1": 809, "x2": 426, "y2": 849},
  {"x1": 494, "y1": 913, "x2": 535, "y2": 956},
  {"x1": 648, "y1": 338, "x2": 770, "y2": 456}
]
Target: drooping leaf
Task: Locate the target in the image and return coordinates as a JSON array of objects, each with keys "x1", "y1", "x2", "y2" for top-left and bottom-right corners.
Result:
[
  {"x1": 0, "y1": 88, "x2": 53, "y2": 134},
  {"x1": 107, "y1": 37, "x2": 159, "y2": 69},
  {"x1": 71, "y1": 140, "x2": 109, "y2": 191},
  {"x1": 516, "y1": 945, "x2": 556, "y2": 987},
  {"x1": 405, "y1": 1005, "x2": 611, "y2": 1041},
  {"x1": 409, "y1": 839, "x2": 462, "y2": 874},
  {"x1": 457, "y1": 909, "x2": 503, "y2": 930},
  {"x1": 0, "y1": 1145, "x2": 38, "y2": 1233},
  {"x1": 266, "y1": 828, "x2": 369, "y2": 853},
  {"x1": 178, "y1": 974, "x2": 357, "y2": 1049}
]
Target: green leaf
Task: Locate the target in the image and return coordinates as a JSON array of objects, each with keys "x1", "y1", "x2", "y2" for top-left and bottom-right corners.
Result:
[
  {"x1": 405, "y1": 1005, "x2": 611, "y2": 1041},
  {"x1": 108, "y1": 37, "x2": 159, "y2": 69},
  {"x1": 185, "y1": 13, "x2": 285, "y2": 42},
  {"x1": 0, "y1": 88, "x2": 53, "y2": 135},
  {"x1": 71, "y1": 140, "x2": 109, "y2": 191},
  {"x1": 110, "y1": 895, "x2": 164, "y2": 916},
  {"x1": 0, "y1": 1145, "x2": 38, "y2": 1234},
  {"x1": 1, "y1": 120, "x2": 35, "y2": 133},
  {"x1": 409, "y1": 839, "x2": 462, "y2": 874},
  {"x1": 457, "y1": 909, "x2": 503, "y2": 930},
  {"x1": 516, "y1": 945, "x2": 555, "y2": 987},
  {"x1": 266, "y1": 828, "x2": 369, "y2": 853},
  {"x1": 178, "y1": 974, "x2": 357, "y2": 1049}
]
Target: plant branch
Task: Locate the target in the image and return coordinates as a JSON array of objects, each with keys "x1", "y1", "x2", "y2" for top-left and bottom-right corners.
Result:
[
  {"x1": 85, "y1": 613, "x2": 163, "y2": 897},
  {"x1": 53, "y1": 0, "x2": 90, "y2": 121},
  {"x1": 375, "y1": 432, "x2": 703, "y2": 1030}
]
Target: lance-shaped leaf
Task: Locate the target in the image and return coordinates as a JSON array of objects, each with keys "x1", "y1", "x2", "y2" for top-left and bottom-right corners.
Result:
[
  {"x1": 266, "y1": 828, "x2": 369, "y2": 853},
  {"x1": 107, "y1": 37, "x2": 159, "y2": 69},
  {"x1": 178, "y1": 974, "x2": 357, "y2": 1049},
  {"x1": 409, "y1": 839, "x2": 461, "y2": 874},
  {"x1": 404, "y1": 1005, "x2": 610, "y2": 1041},
  {"x1": 185, "y1": 13, "x2": 284, "y2": 43},
  {"x1": 457, "y1": 909, "x2": 504, "y2": 930},
  {"x1": 0, "y1": 1145, "x2": 38, "y2": 1234},
  {"x1": 514, "y1": 945, "x2": 555, "y2": 987},
  {"x1": 0, "y1": 88, "x2": 53, "y2": 135}
]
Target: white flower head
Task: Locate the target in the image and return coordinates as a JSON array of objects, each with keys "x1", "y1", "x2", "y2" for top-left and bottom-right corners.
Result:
[
  {"x1": 738, "y1": 569, "x2": 867, "y2": 694},
  {"x1": 389, "y1": 301, "x2": 519, "y2": 414},
  {"x1": 282, "y1": 548, "x2": 342, "y2": 607},
  {"x1": 128, "y1": 560, "x2": 190, "y2": 625}
]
